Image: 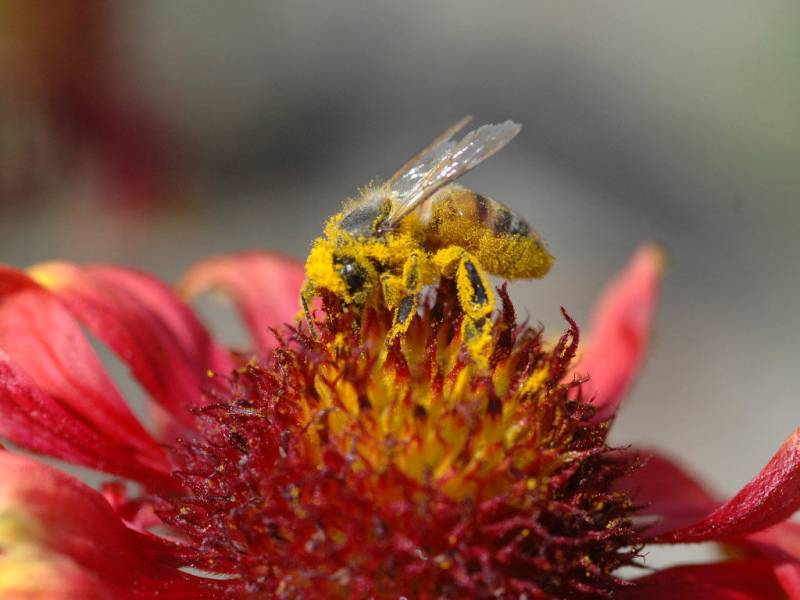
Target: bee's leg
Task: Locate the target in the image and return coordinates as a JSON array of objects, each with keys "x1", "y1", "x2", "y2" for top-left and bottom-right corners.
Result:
[
  {"x1": 387, "y1": 252, "x2": 427, "y2": 340},
  {"x1": 380, "y1": 272, "x2": 405, "y2": 311},
  {"x1": 300, "y1": 282, "x2": 318, "y2": 339},
  {"x1": 387, "y1": 294, "x2": 420, "y2": 342},
  {"x1": 455, "y1": 254, "x2": 495, "y2": 365},
  {"x1": 433, "y1": 247, "x2": 494, "y2": 366}
]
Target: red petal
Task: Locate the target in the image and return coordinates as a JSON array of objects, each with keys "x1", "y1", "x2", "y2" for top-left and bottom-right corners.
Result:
[
  {"x1": 84, "y1": 265, "x2": 232, "y2": 374},
  {"x1": 651, "y1": 428, "x2": 800, "y2": 543},
  {"x1": 0, "y1": 350, "x2": 170, "y2": 486},
  {"x1": 0, "y1": 452, "x2": 216, "y2": 597},
  {"x1": 619, "y1": 559, "x2": 785, "y2": 599},
  {"x1": 180, "y1": 251, "x2": 305, "y2": 353},
  {"x1": 748, "y1": 522, "x2": 800, "y2": 599},
  {"x1": 617, "y1": 450, "x2": 718, "y2": 537},
  {"x1": 571, "y1": 244, "x2": 665, "y2": 421},
  {"x1": 0, "y1": 267, "x2": 163, "y2": 460},
  {"x1": 620, "y1": 449, "x2": 800, "y2": 598},
  {"x1": 30, "y1": 262, "x2": 232, "y2": 424},
  {"x1": 102, "y1": 481, "x2": 162, "y2": 533}
]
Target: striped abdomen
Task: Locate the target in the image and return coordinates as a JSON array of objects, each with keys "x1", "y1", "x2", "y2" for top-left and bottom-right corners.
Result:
[{"x1": 421, "y1": 185, "x2": 553, "y2": 280}]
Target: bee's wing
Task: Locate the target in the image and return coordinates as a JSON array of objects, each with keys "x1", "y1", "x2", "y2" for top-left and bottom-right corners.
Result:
[
  {"x1": 387, "y1": 115, "x2": 473, "y2": 191},
  {"x1": 385, "y1": 120, "x2": 521, "y2": 228}
]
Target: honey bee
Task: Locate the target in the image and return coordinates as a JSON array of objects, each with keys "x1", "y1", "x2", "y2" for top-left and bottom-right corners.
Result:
[{"x1": 302, "y1": 117, "x2": 553, "y2": 363}]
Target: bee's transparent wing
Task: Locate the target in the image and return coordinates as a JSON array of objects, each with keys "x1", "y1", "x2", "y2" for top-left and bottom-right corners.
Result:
[
  {"x1": 388, "y1": 115, "x2": 472, "y2": 197},
  {"x1": 385, "y1": 120, "x2": 521, "y2": 228}
]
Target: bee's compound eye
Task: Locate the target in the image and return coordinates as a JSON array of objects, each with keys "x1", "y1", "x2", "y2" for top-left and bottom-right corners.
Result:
[{"x1": 337, "y1": 257, "x2": 368, "y2": 294}]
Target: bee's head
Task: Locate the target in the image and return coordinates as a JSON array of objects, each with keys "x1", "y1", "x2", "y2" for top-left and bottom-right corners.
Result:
[
  {"x1": 313, "y1": 247, "x2": 377, "y2": 308},
  {"x1": 334, "y1": 254, "x2": 368, "y2": 297},
  {"x1": 306, "y1": 237, "x2": 375, "y2": 307}
]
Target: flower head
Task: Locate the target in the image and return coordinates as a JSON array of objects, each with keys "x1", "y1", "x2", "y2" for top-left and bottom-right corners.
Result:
[
  {"x1": 0, "y1": 247, "x2": 797, "y2": 599},
  {"x1": 160, "y1": 284, "x2": 638, "y2": 597}
]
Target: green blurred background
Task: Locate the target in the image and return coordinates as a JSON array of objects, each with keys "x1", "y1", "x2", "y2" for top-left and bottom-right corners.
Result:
[{"x1": 1, "y1": 0, "x2": 799, "y2": 568}]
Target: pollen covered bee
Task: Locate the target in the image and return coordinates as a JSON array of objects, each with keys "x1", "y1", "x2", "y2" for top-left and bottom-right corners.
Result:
[{"x1": 302, "y1": 117, "x2": 553, "y2": 363}]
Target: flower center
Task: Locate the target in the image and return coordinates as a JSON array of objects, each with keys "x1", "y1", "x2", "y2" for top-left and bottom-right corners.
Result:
[{"x1": 158, "y1": 285, "x2": 640, "y2": 598}]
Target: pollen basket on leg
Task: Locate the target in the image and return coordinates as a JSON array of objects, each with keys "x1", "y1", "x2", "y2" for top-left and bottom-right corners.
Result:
[{"x1": 463, "y1": 260, "x2": 488, "y2": 306}]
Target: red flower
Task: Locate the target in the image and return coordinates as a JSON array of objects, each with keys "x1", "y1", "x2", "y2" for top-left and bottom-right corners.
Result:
[{"x1": 0, "y1": 245, "x2": 796, "y2": 598}]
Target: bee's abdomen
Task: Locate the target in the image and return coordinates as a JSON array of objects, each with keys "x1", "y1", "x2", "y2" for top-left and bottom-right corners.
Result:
[
  {"x1": 430, "y1": 188, "x2": 531, "y2": 236},
  {"x1": 425, "y1": 187, "x2": 553, "y2": 280}
]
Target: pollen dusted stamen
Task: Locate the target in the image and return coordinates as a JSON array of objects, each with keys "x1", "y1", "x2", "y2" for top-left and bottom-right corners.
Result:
[{"x1": 157, "y1": 284, "x2": 641, "y2": 599}]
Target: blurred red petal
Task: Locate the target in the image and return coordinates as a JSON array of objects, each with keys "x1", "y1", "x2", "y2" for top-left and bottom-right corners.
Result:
[
  {"x1": 748, "y1": 522, "x2": 800, "y2": 599},
  {"x1": 0, "y1": 553, "x2": 119, "y2": 600},
  {"x1": 619, "y1": 559, "x2": 785, "y2": 599},
  {"x1": 621, "y1": 449, "x2": 800, "y2": 598},
  {"x1": 30, "y1": 262, "x2": 232, "y2": 424},
  {"x1": 180, "y1": 252, "x2": 305, "y2": 354},
  {"x1": 651, "y1": 428, "x2": 800, "y2": 543},
  {"x1": 571, "y1": 243, "x2": 665, "y2": 421},
  {"x1": 0, "y1": 266, "x2": 163, "y2": 458},
  {"x1": 0, "y1": 350, "x2": 170, "y2": 486},
  {"x1": 0, "y1": 452, "x2": 215, "y2": 597},
  {"x1": 617, "y1": 450, "x2": 718, "y2": 537},
  {"x1": 86, "y1": 266, "x2": 232, "y2": 373}
]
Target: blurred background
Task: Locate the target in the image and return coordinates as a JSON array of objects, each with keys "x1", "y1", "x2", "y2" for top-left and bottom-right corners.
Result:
[{"x1": 1, "y1": 0, "x2": 799, "y2": 568}]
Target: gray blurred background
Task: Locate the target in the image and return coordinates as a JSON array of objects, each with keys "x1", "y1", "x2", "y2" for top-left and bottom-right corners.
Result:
[{"x1": 1, "y1": 1, "x2": 799, "y2": 567}]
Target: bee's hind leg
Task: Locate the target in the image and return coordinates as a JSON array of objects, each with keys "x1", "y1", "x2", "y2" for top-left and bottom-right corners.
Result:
[
  {"x1": 433, "y1": 247, "x2": 494, "y2": 367},
  {"x1": 386, "y1": 252, "x2": 428, "y2": 341}
]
